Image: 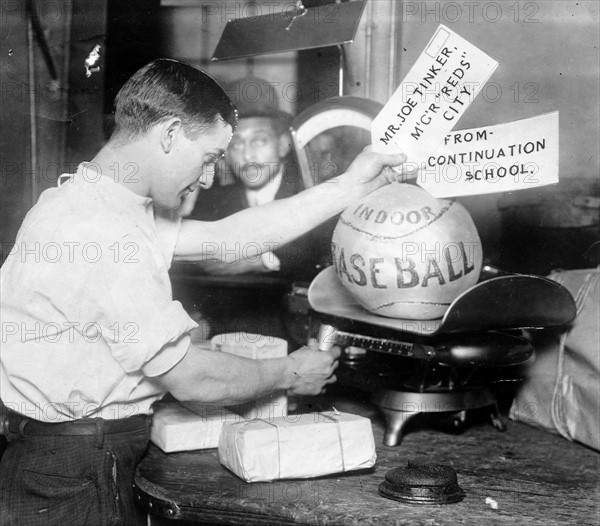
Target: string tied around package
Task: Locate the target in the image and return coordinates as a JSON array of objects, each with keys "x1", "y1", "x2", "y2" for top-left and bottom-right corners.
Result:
[{"x1": 247, "y1": 411, "x2": 346, "y2": 480}]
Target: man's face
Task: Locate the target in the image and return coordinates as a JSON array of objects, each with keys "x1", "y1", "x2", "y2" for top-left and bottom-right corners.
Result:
[
  {"x1": 226, "y1": 117, "x2": 289, "y2": 190},
  {"x1": 155, "y1": 119, "x2": 232, "y2": 209}
]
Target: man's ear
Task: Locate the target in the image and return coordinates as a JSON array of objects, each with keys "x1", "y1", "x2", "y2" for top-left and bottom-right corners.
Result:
[
  {"x1": 278, "y1": 132, "x2": 292, "y2": 159},
  {"x1": 160, "y1": 118, "x2": 184, "y2": 153}
]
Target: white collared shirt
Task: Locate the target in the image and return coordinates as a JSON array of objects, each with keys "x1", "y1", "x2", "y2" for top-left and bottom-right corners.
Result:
[
  {"x1": 245, "y1": 169, "x2": 283, "y2": 207},
  {"x1": 0, "y1": 164, "x2": 197, "y2": 422}
]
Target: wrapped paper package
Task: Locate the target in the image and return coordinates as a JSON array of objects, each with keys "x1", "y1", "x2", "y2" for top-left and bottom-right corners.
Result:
[
  {"x1": 211, "y1": 333, "x2": 288, "y2": 420},
  {"x1": 218, "y1": 412, "x2": 377, "y2": 482},
  {"x1": 151, "y1": 401, "x2": 238, "y2": 452},
  {"x1": 510, "y1": 268, "x2": 600, "y2": 451}
]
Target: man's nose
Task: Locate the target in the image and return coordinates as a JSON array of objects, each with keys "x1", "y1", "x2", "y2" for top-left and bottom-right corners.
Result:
[{"x1": 239, "y1": 142, "x2": 256, "y2": 162}]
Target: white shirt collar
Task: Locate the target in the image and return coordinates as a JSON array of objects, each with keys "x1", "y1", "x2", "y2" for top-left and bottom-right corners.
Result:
[
  {"x1": 60, "y1": 162, "x2": 153, "y2": 209},
  {"x1": 245, "y1": 169, "x2": 283, "y2": 207}
]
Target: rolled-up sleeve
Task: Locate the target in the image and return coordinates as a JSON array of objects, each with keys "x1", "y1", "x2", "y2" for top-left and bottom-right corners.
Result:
[{"x1": 142, "y1": 333, "x2": 191, "y2": 377}]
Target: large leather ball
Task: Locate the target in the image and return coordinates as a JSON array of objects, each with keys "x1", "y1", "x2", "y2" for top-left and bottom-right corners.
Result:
[{"x1": 331, "y1": 184, "x2": 483, "y2": 320}]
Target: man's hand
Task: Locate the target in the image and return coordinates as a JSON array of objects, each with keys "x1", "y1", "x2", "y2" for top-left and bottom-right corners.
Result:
[
  {"x1": 285, "y1": 346, "x2": 341, "y2": 396},
  {"x1": 334, "y1": 147, "x2": 408, "y2": 199},
  {"x1": 155, "y1": 340, "x2": 341, "y2": 405}
]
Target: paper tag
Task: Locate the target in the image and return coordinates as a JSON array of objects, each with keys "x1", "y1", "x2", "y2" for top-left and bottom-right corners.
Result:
[
  {"x1": 371, "y1": 24, "x2": 498, "y2": 166},
  {"x1": 417, "y1": 112, "x2": 559, "y2": 198}
]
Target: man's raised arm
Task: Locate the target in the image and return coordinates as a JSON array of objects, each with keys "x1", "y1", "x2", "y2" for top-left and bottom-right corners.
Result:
[{"x1": 173, "y1": 149, "x2": 407, "y2": 262}]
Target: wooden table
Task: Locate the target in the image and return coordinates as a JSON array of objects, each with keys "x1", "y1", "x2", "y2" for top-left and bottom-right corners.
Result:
[{"x1": 134, "y1": 409, "x2": 600, "y2": 526}]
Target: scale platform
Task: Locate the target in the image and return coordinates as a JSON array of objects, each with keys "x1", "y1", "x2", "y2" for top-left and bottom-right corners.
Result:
[
  {"x1": 308, "y1": 266, "x2": 576, "y2": 445},
  {"x1": 309, "y1": 266, "x2": 576, "y2": 338}
]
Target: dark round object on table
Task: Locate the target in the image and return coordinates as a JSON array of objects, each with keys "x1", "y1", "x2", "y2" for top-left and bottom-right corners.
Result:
[{"x1": 378, "y1": 463, "x2": 465, "y2": 505}]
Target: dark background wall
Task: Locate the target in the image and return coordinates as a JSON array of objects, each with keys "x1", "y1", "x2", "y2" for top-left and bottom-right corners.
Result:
[{"x1": 392, "y1": 1, "x2": 599, "y2": 268}]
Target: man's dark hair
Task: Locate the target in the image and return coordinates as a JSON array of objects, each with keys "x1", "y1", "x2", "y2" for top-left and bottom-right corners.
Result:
[{"x1": 112, "y1": 59, "x2": 237, "y2": 142}]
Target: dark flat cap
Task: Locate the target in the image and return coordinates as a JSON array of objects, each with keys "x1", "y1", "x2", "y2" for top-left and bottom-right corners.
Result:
[{"x1": 222, "y1": 76, "x2": 293, "y2": 124}]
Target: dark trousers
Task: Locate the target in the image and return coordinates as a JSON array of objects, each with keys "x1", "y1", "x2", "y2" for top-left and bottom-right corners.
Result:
[{"x1": 0, "y1": 416, "x2": 150, "y2": 526}]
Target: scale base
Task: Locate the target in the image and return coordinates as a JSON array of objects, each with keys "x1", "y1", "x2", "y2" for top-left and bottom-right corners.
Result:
[{"x1": 372, "y1": 387, "x2": 506, "y2": 446}]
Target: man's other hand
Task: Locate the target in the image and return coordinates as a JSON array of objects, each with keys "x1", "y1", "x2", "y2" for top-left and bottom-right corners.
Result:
[{"x1": 285, "y1": 346, "x2": 341, "y2": 396}]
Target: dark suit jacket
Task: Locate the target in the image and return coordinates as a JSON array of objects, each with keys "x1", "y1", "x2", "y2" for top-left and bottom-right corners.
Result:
[{"x1": 190, "y1": 169, "x2": 336, "y2": 283}]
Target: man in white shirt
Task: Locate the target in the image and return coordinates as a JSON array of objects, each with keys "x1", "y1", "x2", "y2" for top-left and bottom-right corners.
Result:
[{"x1": 0, "y1": 59, "x2": 406, "y2": 525}]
